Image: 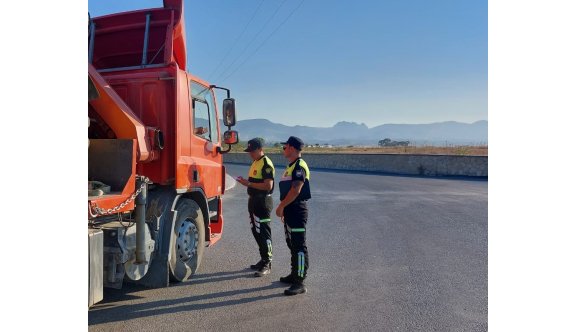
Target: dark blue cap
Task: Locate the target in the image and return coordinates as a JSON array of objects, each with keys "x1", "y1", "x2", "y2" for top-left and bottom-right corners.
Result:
[
  {"x1": 244, "y1": 138, "x2": 264, "y2": 152},
  {"x1": 281, "y1": 136, "x2": 304, "y2": 151}
]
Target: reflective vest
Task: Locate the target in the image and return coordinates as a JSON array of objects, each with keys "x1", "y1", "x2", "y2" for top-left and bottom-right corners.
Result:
[
  {"x1": 279, "y1": 158, "x2": 311, "y2": 201},
  {"x1": 248, "y1": 155, "x2": 275, "y2": 195}
]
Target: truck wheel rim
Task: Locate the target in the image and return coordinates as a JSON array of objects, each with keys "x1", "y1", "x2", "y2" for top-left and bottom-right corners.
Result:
[{"x1": 176, "y1": 219, "x2": 198, "y2": 262}]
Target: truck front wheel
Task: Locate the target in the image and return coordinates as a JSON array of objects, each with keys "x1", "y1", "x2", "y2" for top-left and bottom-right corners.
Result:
[{"x1": 169, "y1": 198, "x2": 205, "y2": 282}]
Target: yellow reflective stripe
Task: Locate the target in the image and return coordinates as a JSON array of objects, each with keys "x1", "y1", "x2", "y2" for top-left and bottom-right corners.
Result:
[
  {"x1": 249, "y1": 159, "x2": 263, "y2": 180},
  {"x1": 266, "y1": 239, "x2": 273, "y2": 258},
  {"x1": 285, "y1": 225, "x2": 305, "y2": 232},
  {"x1": 297, "y1": 251, "x2": 305, "y2": 278},
  {"x1": 297, "y1": 159, "x2": 310, "y2": 180},
  {"x1": 262, "y1": 156, "x2": 275, "y2": 178},
  {"x1": 283, "y1": 158, "x2": 310, "y2": 180},
  {"x1": 263, "y1": 156, "x2": 275, "y2": 172},
  {"x1": 250, "y1": 156, "x2": 275, "y2": 180},
  {"x1": 283, "y1": 162, "x2": 295, "y2": 177},
  {"x1": 259, "y1": 218, "x2": 271, "y2": 223}
]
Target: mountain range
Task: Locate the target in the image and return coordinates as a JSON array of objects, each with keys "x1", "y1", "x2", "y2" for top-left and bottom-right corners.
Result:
[{"x1": 223, "y1": 119, "x2": 488, "y2": 146}]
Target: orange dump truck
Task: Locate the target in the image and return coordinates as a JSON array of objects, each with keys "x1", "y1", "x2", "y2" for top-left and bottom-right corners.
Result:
[{"x1": 88, "y1": 0, "x2": 239, "y2": 306}]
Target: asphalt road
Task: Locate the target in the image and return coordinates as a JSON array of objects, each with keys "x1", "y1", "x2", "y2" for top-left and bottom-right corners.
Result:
[{"x1": 89, "y1": 164, "x2": 488, "y2": 331}]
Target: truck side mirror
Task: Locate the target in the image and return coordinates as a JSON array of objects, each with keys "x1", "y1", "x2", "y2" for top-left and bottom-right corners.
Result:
[
  {"x1": 223, "y1": 130, "x2": 239, "y2": 145},
  {"x1": 222, "y1": 98, "x2": 236, "y2": 127}
]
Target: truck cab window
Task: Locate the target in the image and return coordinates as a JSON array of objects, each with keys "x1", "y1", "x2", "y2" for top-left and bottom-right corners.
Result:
[
  {"x1": 193, "y1": 99, "x2": 211, "y2": 140},
  {"x1": 190, "y1": 81, "x2": 218, "y2": 142}
]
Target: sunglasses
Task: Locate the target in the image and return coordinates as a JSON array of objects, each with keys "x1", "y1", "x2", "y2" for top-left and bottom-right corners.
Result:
[{"x1": 282, "y1": 145, "x2": 288, "y2": 150}]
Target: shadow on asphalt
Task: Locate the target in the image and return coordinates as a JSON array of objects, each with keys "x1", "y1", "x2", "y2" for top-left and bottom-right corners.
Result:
[
  {"x1": 89, "y1": 274, "x2": 286, "y2": 326},
  {"x1": 183, "y1": 268, "x2": 256, "y2": 286},
  {"x1": 93, "y1": 269, "x2": 254, "y2": 305}
]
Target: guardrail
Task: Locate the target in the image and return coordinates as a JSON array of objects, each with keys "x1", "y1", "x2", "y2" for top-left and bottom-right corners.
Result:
[{"x1": 224, "y1": 153, "x2": 487, "y2": 177}]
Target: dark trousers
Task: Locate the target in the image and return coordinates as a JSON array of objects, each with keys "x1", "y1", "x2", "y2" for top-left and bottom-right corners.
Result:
[
  {"x1": 248, "y1": 195, "x2": 273, "y2": 263},
  {"x1": 283, "y1": 200, "x2": 309, "y2": 282}
]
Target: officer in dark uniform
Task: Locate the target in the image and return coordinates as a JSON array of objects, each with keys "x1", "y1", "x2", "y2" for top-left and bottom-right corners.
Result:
[
  {"x1": 275, "y1": 136, "x2": 311, "y2": 295},
  {"x1": 236, "y1": 138, "x2": 275, "y2": 277}
]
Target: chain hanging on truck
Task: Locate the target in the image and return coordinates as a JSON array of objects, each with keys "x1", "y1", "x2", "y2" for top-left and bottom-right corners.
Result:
[{"x1": 89, "y1": 176, "x2": 150, "y2": 218}]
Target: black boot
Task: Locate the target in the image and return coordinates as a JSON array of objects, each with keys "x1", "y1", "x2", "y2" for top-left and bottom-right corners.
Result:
[
  {"x1": 254, "y1": 262, "x2": 271, "y2": 277},
  {"x1": 284, "y1": 281, "x2": 306, "y2": 296},
  {"x1": 250, "y1": 260, "x2": 265, "y2": 270},
  {"x1": 279, "y1": 273, "x2": 297, "y2": 284}
]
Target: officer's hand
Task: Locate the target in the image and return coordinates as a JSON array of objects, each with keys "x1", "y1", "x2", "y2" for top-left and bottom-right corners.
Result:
[
  {"x1": 275, "y1": 204, "x2": 284, "y2": 218},
  {"x1": 237, "y1": 177, "x2": 248, "y2": 186}
]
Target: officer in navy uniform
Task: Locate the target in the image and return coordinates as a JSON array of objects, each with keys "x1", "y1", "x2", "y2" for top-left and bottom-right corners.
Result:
[
  {"x1": 275, "y1": 136, "x2": 311, "y2": 295},
  {"x1": 236, "y1": 138, "x2": 275, "y2": 277}
]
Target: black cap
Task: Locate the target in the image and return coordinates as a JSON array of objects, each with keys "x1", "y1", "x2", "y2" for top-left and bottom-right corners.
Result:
[
  {"x1": 281, "y1": 136, "x2": 304, "y2": 151},
  {"x1": 244, "y1": 138, "x2": 264, "y2": 152}
]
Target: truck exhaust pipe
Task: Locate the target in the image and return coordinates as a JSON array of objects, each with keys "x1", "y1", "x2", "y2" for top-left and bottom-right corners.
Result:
[{"x1": 135, "y1": 177, "x2": 148, "y2": 264}]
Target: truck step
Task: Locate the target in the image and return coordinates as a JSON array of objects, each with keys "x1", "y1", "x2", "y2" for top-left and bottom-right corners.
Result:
[{"x1": 208, "y1": 232, "x2": 222, "y2": 246}]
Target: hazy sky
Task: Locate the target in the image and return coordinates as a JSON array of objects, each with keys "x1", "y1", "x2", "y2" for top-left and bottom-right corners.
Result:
[{"x1": 89, "y1": 0, "x2": 487, "y2": 128}]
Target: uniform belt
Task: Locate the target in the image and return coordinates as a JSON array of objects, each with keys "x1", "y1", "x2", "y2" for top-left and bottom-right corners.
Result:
[
  {"x1": 290, "y1": 199, "x2": 308, "y2": 203},
  {"x1": 249, "y1": 193, "x2": 272, "y2": 198}
]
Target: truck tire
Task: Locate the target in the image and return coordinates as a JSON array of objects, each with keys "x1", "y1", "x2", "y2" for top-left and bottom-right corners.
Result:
[{"x1": 169, "y1": 198, "x2": 205, "y2": 282}]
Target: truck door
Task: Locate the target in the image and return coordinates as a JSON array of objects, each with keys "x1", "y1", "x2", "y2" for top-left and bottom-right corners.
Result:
[{"x1": 187, "y1": 80, "x2": 223, "y2": 198}]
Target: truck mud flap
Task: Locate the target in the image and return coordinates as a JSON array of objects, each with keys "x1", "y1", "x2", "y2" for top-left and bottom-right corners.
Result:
[
  {"x1": 128, "y1": 187, "x2": 179, "y2": 288},
  {"x1": 89, "y1": 229, "x2": 104, "y2": 307}
]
